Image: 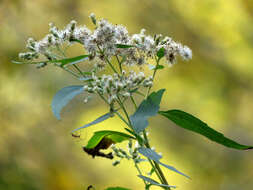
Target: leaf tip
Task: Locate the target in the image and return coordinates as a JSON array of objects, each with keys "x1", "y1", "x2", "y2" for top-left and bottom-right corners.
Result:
[
  {"x1": 12, "y1": 60, "x2": 21, "y2": 64},
  {"x1": 52, "y1": 109, "x2": 61, "y2": 120},
  {"x1": 244, "y1": 146, "x2": 253, "y2": 150}
]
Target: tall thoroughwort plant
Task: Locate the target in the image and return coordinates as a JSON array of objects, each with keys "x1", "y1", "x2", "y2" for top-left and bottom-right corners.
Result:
[{"x1": 14, "y1": 14, "x2": 252, "y2": 190}]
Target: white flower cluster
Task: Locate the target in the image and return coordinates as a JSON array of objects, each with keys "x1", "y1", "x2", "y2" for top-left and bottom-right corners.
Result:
[
  {"x1": 19, "y1": 20, "x2": 91, "y2": 61},
  {"x1": 19, "y1": 13, "x2": 192, "y2": 67},
  {"x1": 18, "y1": 14, "x2": 192, "y2": 104},
  {"x1": 84, "y1": 71, "x2": 153, "y2": 104},
  {"x1": 83, "y1": 19, "x2": 129, "y2": 57},
  {"x1": 111, "y1": 140, "x2": 145, "y2": 166}
]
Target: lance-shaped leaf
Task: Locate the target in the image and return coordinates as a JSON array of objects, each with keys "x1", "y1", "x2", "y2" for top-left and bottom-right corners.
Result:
[
  {"x1": 159, "y1": 109, "x2": 253, "y2": 150},
  {"x1": 130, "y1": 89, "x2": 165, "y2": 133},
  {"x1": 138, "y1": 175, "x2": 176, "y2": 189},
  {"x1": 115, "y1": 44, "x2": 135, "y2": 48},
  {"x1": 52, "y1": 85, "x2": 84, "y2": 120},
  {"x1": 138, "y1": 147, "x2": 162, "y2": 162},
  {"x1": 105, "y1": 187, "x2": 131, "y2": 190},
  {"x1": 72, "y1": 111, "x2": 117, "y2": 132},
  {"x1": 12, "y1": 54, "x2": 89, "y2": 66},
  {"x1": 59, "y1": 55, "x2": 89, "y2": 67},
  {"x1": 85, "y1": 130, "x2": 134, "y2": 149},
  {"x1": 138, "y1": 147, "x2": 190, "y2": 178}
]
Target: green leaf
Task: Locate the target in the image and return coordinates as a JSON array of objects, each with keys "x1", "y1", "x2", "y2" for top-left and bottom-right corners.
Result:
[
  {"x1": 72, "y1": 111, "x2": 116, "y2": 132},
  {"x1": 130, "y1": 89, "x2": 165, "y2": 133},
  {"x1": 156, "y1": 65, "x2": 165, "y2": 70},
  {"x1": 159, "y1": 109, "x2": 253, "y2": 150},
  {"x1": 115, "y1": 44, "x2": 135, "y2": 48},
  {"x1": 148, "y1": 64, "x2": 164, "y2": 70},
  {"x1": 138, "y1": 175, "x2": 176, "y2": 188},
  {"x1": 105, "y1": 187, "x2": 131, "y2": 190},
  {"x1": 69, "y1": 39, "x2": 83, "y2": 44},
  {"x1": 59, "y1": 55, "x2": 89, "y2": 67},
  {"x1": 85, "y1": 130, "x2": 134, "y2": 149},
  {"x1": 12, "y1": 60, "x2": 46, "y2": 65},
  {"x1": 12, "y1": 54, "x2": 89, "y2": 66},
  {"x1": 156, "y1": 47, "x2": 165, "y2": 60},
  {"x1": 82, "y1": 71, "x2": 92, "y2": 75},
  {"x1": 138, "y1": 147, "x2": 190, "y2": 178},
  {"x1": 52, "y1": 85, "x2": 84, "y2": 120}
]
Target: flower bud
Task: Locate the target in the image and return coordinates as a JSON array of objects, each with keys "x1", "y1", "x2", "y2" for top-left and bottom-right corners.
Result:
[{"x1": 89, "y1": 13, "x2": 96, "y2": 25}]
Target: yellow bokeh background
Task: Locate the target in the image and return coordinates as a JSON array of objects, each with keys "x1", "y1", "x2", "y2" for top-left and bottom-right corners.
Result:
[{"x1": 1, "y1": 0, "x2": 253, "y2": 189}]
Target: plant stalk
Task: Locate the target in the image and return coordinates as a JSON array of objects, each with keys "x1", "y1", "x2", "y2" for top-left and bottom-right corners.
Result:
[{"x1": 117, "y1": 95, "x2": 170, "y2": 189}]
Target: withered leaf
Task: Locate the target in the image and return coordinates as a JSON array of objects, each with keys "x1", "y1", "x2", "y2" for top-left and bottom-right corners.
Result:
[{"x1": 83, "y1": 137, "x2": 115, "y2": 159}]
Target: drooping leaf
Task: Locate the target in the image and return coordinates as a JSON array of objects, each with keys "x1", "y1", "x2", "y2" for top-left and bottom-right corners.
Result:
[
  {"x1": 115, "y1": 44, "x2": 135, "y2": 48},
  {"x1": 85, "y1": 130, "x2": 134, "y2": 149},
  {"x1": 72, "y1": 111, "x2": 116, "y2": 132},
  {"x1": 156, "y1": 47, "x2": 165, "y2": 60},
  {"x1": 105, "y1": 187, "x2": 131, "y2": 190},
  {"x1": 138, "y1": 147, "x2": 190, "y2": 178},
  {"x1": 12, "y1": 54, "x2": 89, "y2": 66},
  {"x1": 130, "y1": 89, "x2": 165, "y2": 133},
  {"x1": 159, "y1": 109, "x2": 253, "y2": 150},
  {"x1": 52, "y1": 85, "x2": 84, "y2": 120},
  {"x1": 138, "y1": 175, "x2": 176, "y2": 188}
]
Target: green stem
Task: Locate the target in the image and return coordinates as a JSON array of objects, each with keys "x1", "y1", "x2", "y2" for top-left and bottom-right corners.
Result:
[
  {"x1": 130, "y1": 96, "x2": 137, "y2": 110},
  {"x1": 97, "y1": 93, "x2": 109, "y2": 105},
  {"x1": 97, "y1": 92, "x2": 129, "y2": 126},
  {"x1": 55, "y1": 63, "x2": 80, "y2": 78},
  {"x1": 52, "y1": 48, "x2": 83, "y2": 79},
  {"x1": 73, "y1": 64, "x2": 84, "y2": 76},
  {"x1": 147, "y1": 56, "x2": 160, "y2": 97},
  {"x1": 56, "y1": 45, "x2": 66, "y2": 57},
  {"x1": 97, "y1": 45, "x2": 119, "y2": 74},
  {"x1": 143, "y1": 131, "x2": 170, "y2": 190},
  {"x1": 116, "y1": 55, "x2": 122, "y2": 74},
  {"x1": 105, "y1": 56, "x2": 119, "y2": 74},
  {"x1": 117, "y1": 94, "x2": 170, "y2": 189},
  {"x1": 147, "y1": 158, "x2": 165, "y2": 185},
  {"x1": 116, "y1": 96, "x2": 132, "y2": 128},
  {"x1": 115, "y1": 112, "x2": 129, "y2": 127},
  {"x1": 135, "y1": 162, "x2": 148, "y2": 186}
]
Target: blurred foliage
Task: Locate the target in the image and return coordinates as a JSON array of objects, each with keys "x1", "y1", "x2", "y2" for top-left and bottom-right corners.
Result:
[{"x1": 1, "y1": 0, "x2": 253, "y2": 189}]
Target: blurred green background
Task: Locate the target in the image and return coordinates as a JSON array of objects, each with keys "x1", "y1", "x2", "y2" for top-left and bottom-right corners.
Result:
[{"x1": 1, "y1": 0, "x2": 253, "y2": 189}]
